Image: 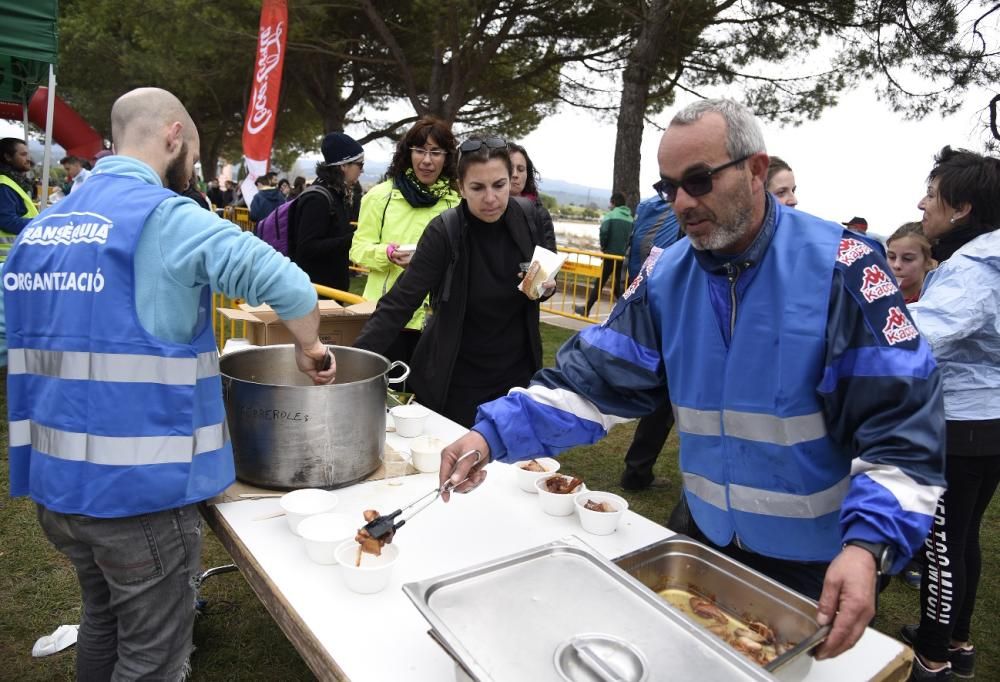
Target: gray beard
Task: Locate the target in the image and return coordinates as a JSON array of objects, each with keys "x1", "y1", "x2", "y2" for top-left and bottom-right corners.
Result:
[{"x1": 687, "y1": 204, "x2": 752, "y2": 252}]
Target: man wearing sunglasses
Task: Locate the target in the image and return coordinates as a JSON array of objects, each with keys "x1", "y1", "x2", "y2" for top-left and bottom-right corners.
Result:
[{"x1": 439, "y1": 98, "x2": 945, "y2": 664}]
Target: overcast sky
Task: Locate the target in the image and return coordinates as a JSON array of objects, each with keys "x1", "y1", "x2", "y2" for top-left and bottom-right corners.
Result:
[
  {"x1": 514, "y1": 84, "x2": 996, "y2": 239},
  {"x1": 4, "y1": 83, "x2": 994, "y2": 239},
  {"x1": 352, "y1": 83, "x2": 995, "y2": 239}
]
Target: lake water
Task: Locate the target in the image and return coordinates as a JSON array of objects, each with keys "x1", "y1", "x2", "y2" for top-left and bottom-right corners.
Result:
[{"x1": 553, "y1": 220, "x2": 600, "y2": 250}]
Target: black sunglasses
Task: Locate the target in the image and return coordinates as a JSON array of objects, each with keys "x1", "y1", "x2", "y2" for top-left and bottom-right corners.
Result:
[
  {"x1": 653, "y1": 154, "x2": 752, "y2": 202},
  {"x1": 458, "y1": 136, "x2": 508, "y2": 154}
]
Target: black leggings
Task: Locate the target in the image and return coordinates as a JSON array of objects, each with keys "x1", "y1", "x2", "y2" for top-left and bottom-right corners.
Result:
[{"x1": 916, "y1": 453, "x2": 1000, "y2": 661}]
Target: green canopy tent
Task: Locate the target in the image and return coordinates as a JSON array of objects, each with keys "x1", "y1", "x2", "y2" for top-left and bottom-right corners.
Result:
[{"x1": 0, "y1": 0, "x2": 59, "y2": 207}]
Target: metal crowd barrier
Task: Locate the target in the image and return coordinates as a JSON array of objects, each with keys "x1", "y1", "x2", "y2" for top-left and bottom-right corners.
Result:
[
  {"x1": 542, "y1": 246, "x2": 624, "y2": 322},
  {"x1": 222, "y1": 206, "x2": 254, "y2": 232}
]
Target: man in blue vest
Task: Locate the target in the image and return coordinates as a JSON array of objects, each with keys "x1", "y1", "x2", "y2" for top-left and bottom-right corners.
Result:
[
  {"x1": 438, "y1": 99, "x2": 946, "y2": 662},
  {"x1": 4, "y1": 87, "x2": 336, "y2": 680}
]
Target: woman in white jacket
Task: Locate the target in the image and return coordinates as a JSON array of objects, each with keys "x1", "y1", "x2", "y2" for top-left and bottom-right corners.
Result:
[{"x1": 902, "y1": 146, "x2": 1000, "y2": 682}]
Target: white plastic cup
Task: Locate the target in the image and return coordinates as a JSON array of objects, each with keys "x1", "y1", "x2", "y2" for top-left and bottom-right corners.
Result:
[
  {"x1": 390, "y1": 404, "x2": 430, "y2": 438},
  {"x1": 335, "y1": 540, "x2": 400, "y2": 594},
  {"x1": 535, "y1": 474, "x2": 587, "y2": 516},
  {"x1": 574, "y1": 491, "x2": 628, "y2": 535},
  {"x1": 279, "y1": 488, "x2": 339, "y2": 535},
  {"x1": 297, "y1": 512, "x2": 355, "y2": 565},
  {"x1": 409, "y1": 435, "x2": 446, "y2": 473},
  {"x1": 513, "y1": 457, "x2": 561, "y2": 493}
]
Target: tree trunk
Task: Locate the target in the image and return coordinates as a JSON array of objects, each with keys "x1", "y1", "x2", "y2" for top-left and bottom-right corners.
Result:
[
  {"x1": 200, "y1": 126, "x2": 225, "y2": 182},
  {"x1": 613, "y1": 0, "x2": 676, "y2": 211}
]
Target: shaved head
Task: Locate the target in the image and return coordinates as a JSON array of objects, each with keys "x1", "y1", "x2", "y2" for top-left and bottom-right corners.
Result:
[
  {"x1": 111, "y1": 88, "x2": 196, "y2": 150},
  {"x1": 110, "y1": 88, "x2": 200, "y2": 192}
]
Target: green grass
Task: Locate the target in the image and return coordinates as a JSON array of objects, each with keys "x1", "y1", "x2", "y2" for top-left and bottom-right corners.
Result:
[{"x1": 2, "y1": 320, "x2": 997, "y2": 680}]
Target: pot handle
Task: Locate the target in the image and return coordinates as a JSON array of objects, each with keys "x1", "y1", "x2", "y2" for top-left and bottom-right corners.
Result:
[{"x1": 386, "y1": 360, "x2": 411, "y2": 385}]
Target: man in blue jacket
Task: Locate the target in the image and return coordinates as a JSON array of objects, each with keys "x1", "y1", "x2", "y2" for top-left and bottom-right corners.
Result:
[
  {"x1": 4, "y1": 87, "x2": 336, "y2": 680},
  {"x1": 439, "y1": 99, "x2": 946, "y2": 662}
]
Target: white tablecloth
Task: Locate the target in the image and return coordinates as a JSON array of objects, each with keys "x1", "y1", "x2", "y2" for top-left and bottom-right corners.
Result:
[{"x1": 211, "y1": 410, "x2": 910, "y2": 681}]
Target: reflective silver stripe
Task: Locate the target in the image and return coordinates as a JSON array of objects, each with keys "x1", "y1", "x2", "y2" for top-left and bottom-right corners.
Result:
[
  {"x1": 0, "y1": 235, "x2": 15, "y2": 243},
  {"x1": 9, "y1": 419, "x2": 30, "y2": 447},
  {"x1": 851, "y1": 459, "x2": 945, "y2": 515},
  {"x1": 684, "y1": 470, "x2": 850, "y2": 519},
  {"x1": 512, "y1": 385, "x2": 630, "y2": 432},
  {"x1": 730, "y1": 476, "x2": 849, "y2": 518},
  {"x1": 196, "y1": 351, "x2": 220, "y2": 380},
  {"x1": 673, "y1": 404, "x2": 827, "y2": 445},
  {"x1": 8, "y1": 348, "x2": 219, "y2": 384},
  {"x1": 723, "y1": 409, "x2": 827, "y2": 445},
  {"x1": 682, "y1": 472, "x2": 728, "y2": 510},
  {"x1": 23, "y1": 421, "x2": 227, "y2": 465},
  {"x1": 673, "y1": 405, "x2": 721, "y2": 436}
]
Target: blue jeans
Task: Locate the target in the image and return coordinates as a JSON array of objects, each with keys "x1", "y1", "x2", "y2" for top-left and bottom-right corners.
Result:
[{"x1": 37, "y1": 503, "x2": 203, "y2": 681}]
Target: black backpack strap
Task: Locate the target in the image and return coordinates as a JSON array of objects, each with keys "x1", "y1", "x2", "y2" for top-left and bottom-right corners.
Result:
[
  {"x1": 436, "y1": 208, "x2": 463, "y2": 305},
  {"x1": 301, "y1": 184, "x2": 335, "y2": 214},
  {"x1": 511, "y1": 196, "x2": 540, "y2": 246}
]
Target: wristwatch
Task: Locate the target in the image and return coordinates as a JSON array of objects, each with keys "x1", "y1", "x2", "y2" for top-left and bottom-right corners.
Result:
[{"x1": 844, "y1": 540, "x2": 894, "y2": 576}]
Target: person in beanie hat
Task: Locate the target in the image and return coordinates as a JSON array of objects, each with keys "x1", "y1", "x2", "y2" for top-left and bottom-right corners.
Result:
[
  {"x1": 321, "y1": 132, "x2": 364, "y2": 166},
  {"x1": 289, "y1": 132, "x2": 366, "y2": 290}
]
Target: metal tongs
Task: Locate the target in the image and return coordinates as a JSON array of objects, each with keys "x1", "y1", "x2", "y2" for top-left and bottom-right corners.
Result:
[{"x1": 361, "y1": 449, "x2": 482, "y2": 540}]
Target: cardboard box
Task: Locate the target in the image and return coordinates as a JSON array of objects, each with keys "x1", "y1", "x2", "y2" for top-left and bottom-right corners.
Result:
[{"x1": 216, "y1": 299, "x2": 373, "y2": 347}]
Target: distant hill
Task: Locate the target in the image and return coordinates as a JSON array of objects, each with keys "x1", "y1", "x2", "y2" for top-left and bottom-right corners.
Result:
[
  {"x1": 357, "y1": 160, "x2": 610, "y2": 207},
  {"x1": 537, "y1": 177, "x2": 611, "y2": 208}
]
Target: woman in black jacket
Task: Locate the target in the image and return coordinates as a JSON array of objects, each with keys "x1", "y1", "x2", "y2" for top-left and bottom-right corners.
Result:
[
  {"x1": 290, "y1": 133, "x2": 364, "y2": 291},
  {"x1": 354, "y1": 136, "x2": 556, "y2": 426}
]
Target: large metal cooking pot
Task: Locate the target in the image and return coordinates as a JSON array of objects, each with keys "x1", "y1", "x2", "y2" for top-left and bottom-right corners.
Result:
[{"x1": 220, "y1": 344, "x2": 409, "y2": 489}]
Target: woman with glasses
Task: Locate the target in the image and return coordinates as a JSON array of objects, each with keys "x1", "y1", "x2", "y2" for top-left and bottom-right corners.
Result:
[
  {"x1": 290, "y1": 132, "x2": 366, "y2": 291},
  {"x1": 354, "y1": 135, "x2": 557, "y2": 426},
  {"x1": 350, "y1": 118, "x2": 460, "y2": 365},
  {"x1": 901, "y1": 146, "x2": 1000, "y2": 682}
]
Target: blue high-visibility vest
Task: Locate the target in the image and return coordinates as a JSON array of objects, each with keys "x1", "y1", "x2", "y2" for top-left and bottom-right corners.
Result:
[
  {"x1": 4, "y1": 171, "x2": 234, "y2": 517},
  {"x1": 654, "y1": 205, "x2": 848, "y2": 562}
]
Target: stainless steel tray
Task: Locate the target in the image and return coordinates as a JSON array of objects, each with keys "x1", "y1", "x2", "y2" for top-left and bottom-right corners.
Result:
[
  {"x1": 614, "y1": 535, "x2": 827, "y2": 675},
  {"x1": 403, "y1": 536, "x2": 773, "y2": 681}
]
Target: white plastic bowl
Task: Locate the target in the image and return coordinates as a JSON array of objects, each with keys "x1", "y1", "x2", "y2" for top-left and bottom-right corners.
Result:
[
  {"x1": 409, "y1": 435, "x2": 445, "y2": 473},
  {"x1": 390, "y1": 404, "x2": 430, "y2": 438},
  {"x1": 279, "y1": 488, "x2": 339, "y2": 536},
  {"x1": 574, "y1": 491, "x2": 628, "y2": 535},
  {"x1": 296, "y1": 513, "x2": 356, "y2": 565},
  {"x1": 334, "y1": 539, "x2": 400, "y2": 594},
  {"x1": 513, "y1": 457, "x2": 561, "y2": 493},
  {"x1": 535, "y1": 474, "x2": 587, "y2": 516}
]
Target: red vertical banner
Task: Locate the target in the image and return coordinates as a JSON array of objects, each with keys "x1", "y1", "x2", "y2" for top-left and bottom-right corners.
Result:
[{"x1": 241, "y1": 0, "x2": 287, "y2": 206}]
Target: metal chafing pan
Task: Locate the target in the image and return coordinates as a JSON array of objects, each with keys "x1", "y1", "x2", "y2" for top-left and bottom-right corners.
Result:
[
  {"x1": 403, "y1": 536, "x2": 773, "y2": 681},
  {"x1": 613, "y1": 535, "x2": 830, "y2": 676}
]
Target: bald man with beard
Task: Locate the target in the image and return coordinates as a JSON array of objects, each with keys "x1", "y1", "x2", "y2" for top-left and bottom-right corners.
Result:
[{"x1": 3, "y1": 87, "x2": 336, "y2": 680}]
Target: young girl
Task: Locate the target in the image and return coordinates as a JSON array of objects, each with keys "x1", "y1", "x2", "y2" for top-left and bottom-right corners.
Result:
[{"x1": 886, "y1": 222, "x2": 936, "y2": 303}]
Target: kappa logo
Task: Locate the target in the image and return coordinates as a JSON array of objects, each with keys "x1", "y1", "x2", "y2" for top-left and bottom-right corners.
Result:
[
  {"x1": 882, "y1": 306, "x2": 919, "y2": 345},
  {"x1": 860, "y1": 264, "x2": 898, "y2": 303},
  {"x1": 837, "y1": 238, "x2": 873, "y2": 267},
  {"x1": 622, "y1": 270, "x2": 644, "y2": 300},
  {"x1": 622, "y1": 247, "x2": 664, "y2": 301}
]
